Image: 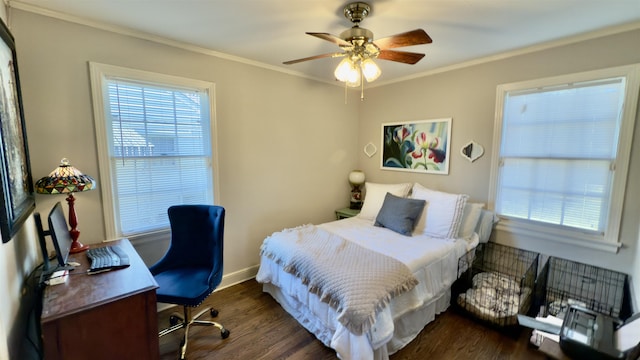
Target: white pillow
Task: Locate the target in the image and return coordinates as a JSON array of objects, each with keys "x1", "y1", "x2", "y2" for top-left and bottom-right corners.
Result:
[
  {"x1": 358, "y1": 182, "x2": 412, "y2": 221},
  {"x1": 457, "y1": 202, "x2": 485, "y2": 239},
  {"x1": 476, "y1": 209, "x2": 498, "y2": 243},
  {"x1": 410, "y1": 183, "x2": 468, "y2": 239}
]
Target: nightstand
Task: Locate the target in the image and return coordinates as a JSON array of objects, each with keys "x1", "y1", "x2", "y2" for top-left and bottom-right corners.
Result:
[{"x1": 335, "y1": 207, "x2": 360, "y2": 220}]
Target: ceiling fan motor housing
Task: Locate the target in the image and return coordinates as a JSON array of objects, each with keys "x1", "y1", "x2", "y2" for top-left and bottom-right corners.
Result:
[
  {"x1": 341, "y1": 2, "x2": 378, "y2": 58},
  {"x1": 340, "y1": 27, "x2": 374, "y2": 44},
  {"x1": 344, "y1": 2, "x2": 371, "y2": 24}
]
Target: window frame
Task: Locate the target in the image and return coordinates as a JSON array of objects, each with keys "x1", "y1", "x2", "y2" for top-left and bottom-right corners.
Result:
[
  {"x1": 488, "y1": 64, "x2": 640, "y2": 253},
  {"x1": 89, "y1": 62, "x2": 220, "y2": 241}
]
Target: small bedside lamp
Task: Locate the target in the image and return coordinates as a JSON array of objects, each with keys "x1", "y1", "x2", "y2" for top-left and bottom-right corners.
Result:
[
  {"x1": 35, "y1": 158, "x2": 96, "y2": 253},
  {"x1": 348, "y1": 170, "x2": 365, "y2": 210}
]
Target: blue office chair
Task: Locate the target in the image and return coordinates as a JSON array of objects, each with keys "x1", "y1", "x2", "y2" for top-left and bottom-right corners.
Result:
[{"x1": 150, "y1": 205, "x2": 229, "y2": 360}]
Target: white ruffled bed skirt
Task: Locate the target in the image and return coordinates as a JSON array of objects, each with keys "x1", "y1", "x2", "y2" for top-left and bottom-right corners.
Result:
[{"x1": 259, "y1": 256, "x2": 452, "y2": 360}]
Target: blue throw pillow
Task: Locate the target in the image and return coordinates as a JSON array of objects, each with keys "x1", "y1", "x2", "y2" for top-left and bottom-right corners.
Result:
[{"x1": 374, "y1": 192, "x2": 426, "y2": 236}]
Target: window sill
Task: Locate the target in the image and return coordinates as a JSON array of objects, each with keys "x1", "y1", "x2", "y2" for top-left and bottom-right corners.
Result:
[
  {"x1": 495, "y1": 219, "x2": 622, "y2": 253},
  {"x1": 127, "y1": 228, "x2": 171, "y2": 246}
]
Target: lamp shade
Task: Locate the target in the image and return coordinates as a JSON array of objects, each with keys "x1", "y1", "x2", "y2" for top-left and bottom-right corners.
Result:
[
  {"x1": 348, "y1": 170, "x2": 365, "y2": 185},
  {"x1": 35, "y1": 158, "x2": 96, "y2": 194}
]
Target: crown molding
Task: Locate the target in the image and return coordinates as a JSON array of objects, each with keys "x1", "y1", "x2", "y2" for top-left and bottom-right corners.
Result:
[
  {"x1": 9, "y1": 1, "x2": 640, "y2": 89},
  {"x1": 372, "y1": 21, "x2": 640, "y2": 88},
  {"x1": 8, "y1": 1, "x2": 334, "y2": 85}
]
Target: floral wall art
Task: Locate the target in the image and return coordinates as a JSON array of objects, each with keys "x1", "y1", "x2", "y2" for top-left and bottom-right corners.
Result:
[{"x1": 381, "y1": 118, "x2": 452, "y2": 175}]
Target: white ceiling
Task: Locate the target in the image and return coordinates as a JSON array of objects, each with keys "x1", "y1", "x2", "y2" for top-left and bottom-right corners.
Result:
[{"x1": 9, "y1": 0, "x2": 640, "y2": 85}]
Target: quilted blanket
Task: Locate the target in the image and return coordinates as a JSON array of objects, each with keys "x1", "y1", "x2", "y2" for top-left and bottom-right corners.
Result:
[{"x1": 260, "y1": 224, "x2": 418, "y2": 335}]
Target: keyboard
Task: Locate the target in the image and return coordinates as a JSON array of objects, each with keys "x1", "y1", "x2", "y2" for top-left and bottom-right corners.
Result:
[{"x1": 86, "y1": 245, "x2": 130, "y2": 274}]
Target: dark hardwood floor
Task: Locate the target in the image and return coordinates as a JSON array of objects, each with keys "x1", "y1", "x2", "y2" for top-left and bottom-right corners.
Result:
[{"x1": 158, "y1": 279, "x2": 545, "y2": 360}]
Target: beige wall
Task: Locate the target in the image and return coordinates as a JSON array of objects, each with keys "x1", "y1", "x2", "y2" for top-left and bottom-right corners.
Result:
[{"x1": 358, "y1": 28, "x2": 640, "y2": 304}]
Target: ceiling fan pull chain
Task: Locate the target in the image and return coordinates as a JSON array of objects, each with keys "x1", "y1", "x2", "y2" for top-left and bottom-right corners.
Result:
[
  {"x1": 360, "y1": 71, "x2": 365, "y2": 101},
  {"x1": 344, "y1": 81, "x2": 348, "y2": 104}
]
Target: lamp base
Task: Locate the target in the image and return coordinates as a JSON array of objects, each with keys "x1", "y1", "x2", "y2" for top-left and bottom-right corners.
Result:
[
  {"x1": 66, "y1": 194, "x2": 89, "y2": 253},
  {"x1": 350, "y1": 185, "x2": 363, "y2": 210},
  {"x1": 69, "y1": 240, "x2": 90, "y2": 254}
]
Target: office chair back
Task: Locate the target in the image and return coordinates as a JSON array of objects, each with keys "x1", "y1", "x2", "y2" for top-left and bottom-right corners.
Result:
[{"x1": 150, "y1": 205, "x2": 225, "y2": 305}]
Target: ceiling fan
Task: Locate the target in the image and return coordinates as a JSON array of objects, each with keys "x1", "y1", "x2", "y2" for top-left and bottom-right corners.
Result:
[{"x1": 283, "y1": 2, "x2": 432, "y2": 88}]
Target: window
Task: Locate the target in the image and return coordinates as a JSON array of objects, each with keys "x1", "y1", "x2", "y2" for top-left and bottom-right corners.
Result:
[
  {"x1": 90, "y1": 63, "x2": 219, "y2": 240},
  {"x1": 489, "y1": 64, "x2": 639, "y2": 252}
]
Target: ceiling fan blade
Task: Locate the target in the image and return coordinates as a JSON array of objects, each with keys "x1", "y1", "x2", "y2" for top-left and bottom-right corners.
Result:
[
  {"x1": 377, "y1": 50, "x2": 425, "y2": 64},
  {"x1": 306, "y1": 32, "x2": 351, "y2": 47},
  {"x1": 283, "y1": 52, "x2": 344, "y2": 65},
  {"x1": 374, "y1": 29, "x2": 432, "y2": 49}
]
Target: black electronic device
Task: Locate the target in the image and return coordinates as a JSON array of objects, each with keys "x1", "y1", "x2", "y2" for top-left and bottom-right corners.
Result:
[
  {"x1": 35, "y1": 202, "x2": 75, "y2": 283},
  {"x1": 559, "y1": 305, "x2": 625, "y2": 360},
  {"x1": 519, "y1": 306, "x2": 640, "y2": 360},
  {"x1": 47, "y1": 202, "x2": 74, "y2": 268}
]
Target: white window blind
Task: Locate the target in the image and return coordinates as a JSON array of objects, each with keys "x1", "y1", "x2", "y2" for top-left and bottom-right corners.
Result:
[
  {"x1": 107, "y1": 79, "x2": 213, "y2": 235},
  {"x1": 90, "y1": 62, "x2": 217, "y2": 239},
  {"x1": 497, "y1": 79, "x2": 623, "y2": 233},
  {"x1": 490, "y1": 64, "x2": 640, "y2": 251}
]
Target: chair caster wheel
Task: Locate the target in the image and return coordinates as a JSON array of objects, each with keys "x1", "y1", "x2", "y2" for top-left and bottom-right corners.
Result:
[
  {"x1": 210, "y1": 308, "x2": 219, "y2": 317},
  {"x1": 221, "y1": 328, "x2": 230, "y2": 339},
  {"x1": 169, "y1": 314, "x2": 182, "y2": 326}
]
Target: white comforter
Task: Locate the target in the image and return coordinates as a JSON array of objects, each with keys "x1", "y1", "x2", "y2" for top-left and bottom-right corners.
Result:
[{"x1": 256, "y1": 217, "x2": 478, "y2": 360}]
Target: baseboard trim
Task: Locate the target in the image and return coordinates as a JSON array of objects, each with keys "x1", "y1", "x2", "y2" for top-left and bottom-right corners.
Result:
[
  {"x1": 156, "y1": 264, "x2": 260, "y2": 312},
  {"x1": 217, "y1": 264, "x2": 260, "y2": 290}
]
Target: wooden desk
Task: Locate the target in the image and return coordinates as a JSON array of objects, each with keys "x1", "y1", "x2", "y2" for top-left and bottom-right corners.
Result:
[{"x1": 40, "y1": 238, "x2": 159, "y2": 360}]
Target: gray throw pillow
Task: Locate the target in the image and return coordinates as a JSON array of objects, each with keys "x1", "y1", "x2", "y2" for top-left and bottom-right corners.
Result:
[{"x1": 374, "y1": 192, "x2": 426, "y2": 236}]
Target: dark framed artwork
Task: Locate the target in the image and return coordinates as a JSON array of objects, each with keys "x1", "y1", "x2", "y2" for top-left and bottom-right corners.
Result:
[
  {"x1": 381, "y1": 118, "x2": 452, "y2": 175},
  {"x1": 0, "y1": 19, "x2": 35, "y2": 243}
]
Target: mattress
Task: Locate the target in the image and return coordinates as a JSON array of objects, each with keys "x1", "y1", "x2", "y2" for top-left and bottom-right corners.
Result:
[{"x1": 256, "y1": 217, "x2": 478, "y2": 360}]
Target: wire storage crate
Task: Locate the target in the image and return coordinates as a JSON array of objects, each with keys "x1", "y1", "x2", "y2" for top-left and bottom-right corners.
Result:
[
  {"x1": 454, "y1": 242, "x2": 540, "y2": 327},
  {"x1": 539, "y1": 257, "x2": 628, "y2": 319}
]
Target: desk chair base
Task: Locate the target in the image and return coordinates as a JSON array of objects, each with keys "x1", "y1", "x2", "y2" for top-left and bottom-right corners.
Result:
[{"x1": 159, "y1": 306, "x2": 230, "y2": 360}]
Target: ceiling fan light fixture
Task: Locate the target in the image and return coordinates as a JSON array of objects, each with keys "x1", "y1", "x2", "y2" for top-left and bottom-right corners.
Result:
[
  {"x1": 345, "y1": 64, "x2": 361, "y2": 87},
  {"x1": 345, "y1": 72, "x2": 361, "y2": 87},
  {"x1": 334, "y1": 57, "x2": 361, "y2": 85},
  {"x1": 361, "y1": 58, "x2": 381, "y2": 82},
  {"x1": 334, "y1": 57, "x2": 352, "y2": 81}
]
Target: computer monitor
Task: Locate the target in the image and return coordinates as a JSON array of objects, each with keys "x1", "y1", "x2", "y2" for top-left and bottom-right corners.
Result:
[
  {"x1": 48, "y1": 202, "x2": 73, "y2": 268},
  {"x1": 34, "y1": 202, "x2": 74, "y2": 280}
]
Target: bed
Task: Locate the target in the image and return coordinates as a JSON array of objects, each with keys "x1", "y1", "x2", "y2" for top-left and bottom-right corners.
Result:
[{"x1": 256, "y1": 182, "x2": 495, "y2": 359}]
